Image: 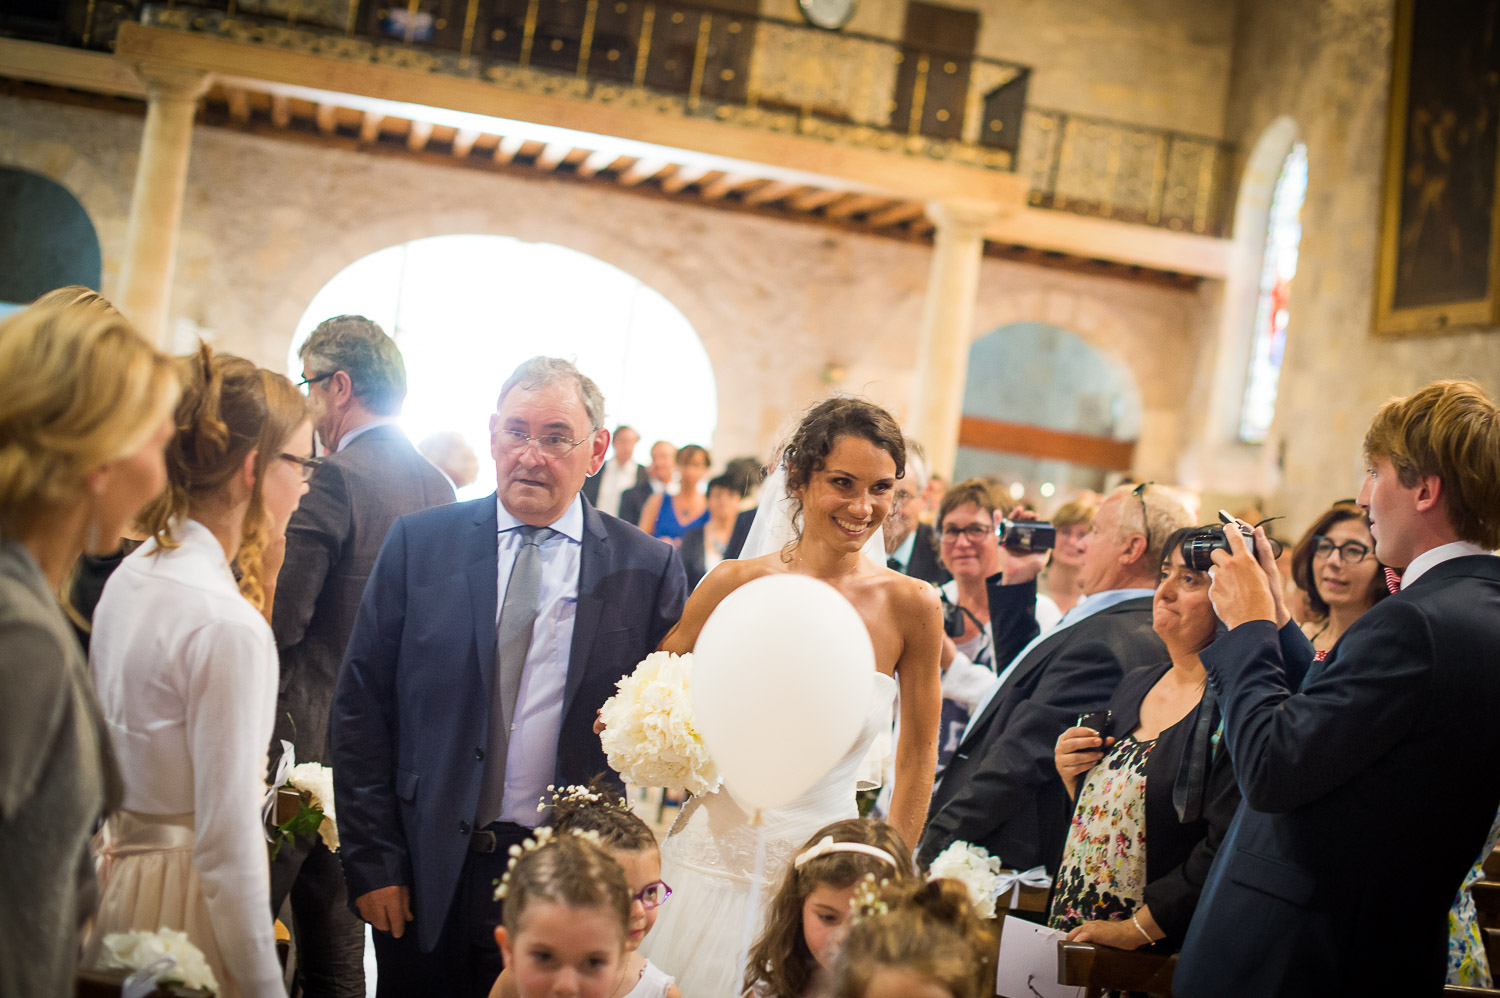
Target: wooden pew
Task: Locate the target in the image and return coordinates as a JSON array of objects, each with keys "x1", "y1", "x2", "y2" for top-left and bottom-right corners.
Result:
[{"x1": 1056, "y1": 940, "x2": 1178, "y2": 998}]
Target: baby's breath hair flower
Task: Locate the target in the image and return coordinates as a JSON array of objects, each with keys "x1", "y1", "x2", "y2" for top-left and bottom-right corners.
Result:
[
  {"x1": 492, "y1": 827, "x2": 606, "y2": 901},
  {"x1": 850, "y1": 872, "x2": 892, "y2": 924}
]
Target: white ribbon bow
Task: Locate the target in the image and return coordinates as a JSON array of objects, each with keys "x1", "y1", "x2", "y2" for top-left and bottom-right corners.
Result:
[
  {"x1": 262, "y1": 739, "x2": 295, "y2": 842},
  {"x1": 992, "y1": 865, "x2": 1051, "y2": 908},
  {"x1": 122, "y1": 957, "x2": 177, "y2": 998}
]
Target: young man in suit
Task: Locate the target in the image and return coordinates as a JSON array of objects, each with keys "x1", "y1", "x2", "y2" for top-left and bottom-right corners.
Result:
[
  {"x1": 1175, "y1": 380, "x2": 1500, "y2": 997},
  {"x1": 330, "y1": 357, "x2": 687, "y2": 997},
  {"x1": 618, "y1": 439, "x2": 675, "y2": 528},
  {"x1": 270, "y1": 315, "x2": 455, "y2": 997},
  {"x1": 917, "y1": 483, "x2": 1193, "y2": 871}
]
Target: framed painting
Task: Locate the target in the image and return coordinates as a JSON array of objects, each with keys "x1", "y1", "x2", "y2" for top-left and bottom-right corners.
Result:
[{"x1": 1374, "y1": 0, "x2": 1500, "y2": 337}]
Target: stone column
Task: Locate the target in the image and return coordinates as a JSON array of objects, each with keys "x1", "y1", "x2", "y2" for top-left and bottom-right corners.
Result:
[
  {"x1": 909, "y1": 199, "x2": 1001, "y2": 480},
  {"x1": 117, "y1": 63, "x2": 210, "y2": 346}
]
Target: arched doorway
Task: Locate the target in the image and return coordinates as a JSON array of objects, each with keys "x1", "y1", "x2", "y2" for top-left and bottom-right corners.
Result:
[
  {"x1": 289, "y1": 234, "x2": 717, "y2": 499},
  {"x1": 0, "y1": 166, "x2": 102, "y2": 317},
  {"x1": 955, "y1": 322, "x2": 1142, "y2": 505}
]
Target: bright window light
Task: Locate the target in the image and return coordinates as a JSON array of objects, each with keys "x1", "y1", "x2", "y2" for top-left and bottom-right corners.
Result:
[{"x1": 289, "y1": 235, "x2": 718, "y2": 500}]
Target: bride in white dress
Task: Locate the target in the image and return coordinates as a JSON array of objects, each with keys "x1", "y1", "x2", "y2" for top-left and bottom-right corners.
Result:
[{"x1": 637, "y1": 398, "x2": 943, "y2": 997}]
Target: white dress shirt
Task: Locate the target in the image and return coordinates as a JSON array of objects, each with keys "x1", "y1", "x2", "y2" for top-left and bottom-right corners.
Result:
[
  {"x1": 492, "y1": 495, "x2": 583, "y2": 826},
  {"x1": 90, "y1": 519, "x2": 283, "y2": 998},
  {"x1": 1399, "y1": 540, "x2": 1493, "y2": 589},
  {"x1": 595, "y1": 457, "x2": 641, "y2": 518}
]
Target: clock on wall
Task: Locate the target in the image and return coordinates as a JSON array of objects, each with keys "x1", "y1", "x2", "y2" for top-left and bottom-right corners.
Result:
[{"x1": 799, "y1": 0, "x2": 856, "y2": 30}]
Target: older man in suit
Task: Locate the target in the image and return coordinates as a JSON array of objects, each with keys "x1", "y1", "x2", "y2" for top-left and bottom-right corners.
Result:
[
  {"x1": 1175, "y1": 381, "x2": 1500, "y2": 997},
  {"x1": 581, "y1": 423, "x2": 647, "y2": 517},
  {"x1": 917, "y1": 483, "x2": 1192, "y2": 871},
  {"x1": 270, "y1": 315, "x2": 454, "y2": 997},
  {"x1": 618, "y1": 439, "x2": 674, "y2": 527},
  {"x1": 331, "y1": 356, "x2": 687, "y2": 997}
]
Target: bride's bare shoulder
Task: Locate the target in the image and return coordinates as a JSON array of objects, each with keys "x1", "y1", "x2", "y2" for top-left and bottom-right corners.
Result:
[{"x1": 876, "y1": 564, "x2": 943, "y2": 619}]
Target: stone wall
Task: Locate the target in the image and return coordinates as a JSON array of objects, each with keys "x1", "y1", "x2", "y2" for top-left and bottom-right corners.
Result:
[
  {"x1": 1212, "y1": 0, "x2": 1500, "y2": 531},
  {"x1": 0, "y1": 93, "x2": 1207, "y2": 480}
]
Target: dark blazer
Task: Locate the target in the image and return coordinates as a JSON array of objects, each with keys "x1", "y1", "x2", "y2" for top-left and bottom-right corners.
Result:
[
  {"x1": 1054, "y1": 661, "x2": 1240, "y2": 946},
  {"x1": 580, "y1": 461, "x2": 648, "y2": 512},
  {"x1": 722, "y1": 508, "x2": 756, "y2": 561},
  {"x1": 272, "y1": 425, "x2": 454, "y2": 766},
  {"x1": 898, "y1": 522, "x2": 951, "y2": 586},
  {"x1": 1174, "y1": 555, "x2": 1500, "y2": 997},
  {"x1": 918, "y1": 581, "x2": 1165, "y2": 871},
  {"x1": 680, "y1": 525, "x2": 708, "y2": 589},
  {"x1": 329, "y1": 494, "x2": 687, "y2": 952},
  {"x1": 617, "y1": 478, "x2": 658, "y2": 529}
]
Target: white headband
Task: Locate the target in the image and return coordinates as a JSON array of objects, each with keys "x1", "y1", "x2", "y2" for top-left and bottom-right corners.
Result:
[{"x1": 793, "y1": 835, "x2": 899, "y2": 871}]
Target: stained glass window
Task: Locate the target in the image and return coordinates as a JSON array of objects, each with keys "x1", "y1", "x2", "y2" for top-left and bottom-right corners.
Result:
[{"x1": 1239, "y1": 143, "x2": 1308, "y2": 443}]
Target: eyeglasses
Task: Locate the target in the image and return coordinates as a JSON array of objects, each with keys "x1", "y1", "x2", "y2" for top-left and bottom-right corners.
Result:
[
  {"x1": 631, "y1": 880, "x2": 672, "y2": 909},
  {"x1": 1312, "y1": 536, "x2": 1371, "y2": 564},
  {"x1": 296, "y1": 371, "x2": 336, "y2": 393},
  {"x1": 280, "y1": 453, "x2": 322, "y2": 482},
  {"x1": 941, "y1": 524, "x2": 993, "y2": 543},
  {"x1": 1132, "y1": 482, "x2": 1155, "y2": 554},
  {"x1": 495, "y1": 428, "x2": 594, "y2": 460}
]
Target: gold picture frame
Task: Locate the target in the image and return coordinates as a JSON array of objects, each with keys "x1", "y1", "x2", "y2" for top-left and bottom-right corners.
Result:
[{"x1": 1373, "y1": 0, "x2": 1500, "y2": 337}]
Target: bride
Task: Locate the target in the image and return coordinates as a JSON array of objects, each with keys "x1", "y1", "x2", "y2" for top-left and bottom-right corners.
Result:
[{"x1": 636, "y1": 397, "x2": 942, "y2": 997}]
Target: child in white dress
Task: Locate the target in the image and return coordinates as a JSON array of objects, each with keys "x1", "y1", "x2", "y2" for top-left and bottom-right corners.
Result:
[{"x1": 490, "y1": 782, "x2": 679, "y2": 998}]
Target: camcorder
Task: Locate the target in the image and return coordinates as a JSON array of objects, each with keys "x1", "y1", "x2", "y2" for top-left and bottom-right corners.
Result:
[
  {"x1": 1180, "y1": 510, "x2": 1284, "y2": 571},
  {"x1": 996, "y1": 518, "x2": 1056, "y2": 553}
]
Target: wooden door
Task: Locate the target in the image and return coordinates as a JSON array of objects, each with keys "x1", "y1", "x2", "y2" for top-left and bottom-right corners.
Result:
[{"x1": 891, "y1": 1, "x2": 978, "y2": 140}]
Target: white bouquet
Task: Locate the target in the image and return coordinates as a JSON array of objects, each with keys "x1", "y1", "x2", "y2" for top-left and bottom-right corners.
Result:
[
  {"x1": 101, "y1": 928, "x2": 219, "y2": 995},
  {"x1": 598, "y1": 651, "x2": 720, "y2": 796},
  {"x1": 284, "y1": 762, "x2": 339, "y2": 851},
  {"x1": 927, "y1": 840, "x2": 1004, "y2": 919}
]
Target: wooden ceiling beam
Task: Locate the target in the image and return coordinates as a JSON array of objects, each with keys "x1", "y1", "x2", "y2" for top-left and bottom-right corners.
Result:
[
  {"x1": 451, "y1": 127, "x2": 481, "y2": 158},
  {"x1": 618, "y1": 157, "x2": 669, "y2": 186},
  {"x1": 823, "y1": 193, "x2": 891, "y2": 220},
  {"x1": 575, "y1": 149, "x2": 623, "y2": 178},
  {"x1": 226, "y1": 87, "x2": 250, "y2": 124},
  {"x1": 406, "y1": 119, "x2": 433, "y2": 152},
  {"x1": 743, "y1": 180, "x2": 803, "y2": 207},
  {"x1": 269, "y1": 93, "x2": 291, "y2": 129},
  {"x1": 865, "y1": 201, "x2": 926, "y2": 227},
  {"x1": 788, "y1": 187, "x2": 847, "y2": 212},
  {"x1": 314, "y1": 102, "x2": 338, "y2": 135},
  {"x1": 493, "y1": 134, "x2": 525, "y2": 163},
  {"x1": 700, "y1": 172, "x2": 757, "y2": 200},
  {"x1": 358, "y1": 110, "x2": 384, "y2": 142},
  {"x1": 535, "y1": 142, "x2": 571, "y2": 171},
  {"x1": 659, "y1": 164, "x2": 710, "y2": 194}
]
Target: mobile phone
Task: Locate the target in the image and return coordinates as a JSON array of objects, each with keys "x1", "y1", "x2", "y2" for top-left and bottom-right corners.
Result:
[{"x1": 1076, "y1": 710, "x2": 1112, "y2": 737}]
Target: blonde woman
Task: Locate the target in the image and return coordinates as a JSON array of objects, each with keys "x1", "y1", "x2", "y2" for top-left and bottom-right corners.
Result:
[
  {"x1": 88, "y1": 346, "x2": 312, "y2": 998},
  {"x1": 0, "y1": 302, "x2": 178, "y2": 998}
]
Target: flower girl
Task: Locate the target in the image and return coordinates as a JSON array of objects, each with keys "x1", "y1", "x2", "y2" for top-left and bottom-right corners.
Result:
[
  {"x1": 743, "y1": 819, "x2": 914, "y2": 998},
  {"x1": 492, "y1": 830, "x2": 633, "y2": 998},
  {"x1": 830, "y1": 878, "x2": 995, "y2": 998},
  {"x1": 491, "y1": 783, "x2": 680, "y2": 998}
]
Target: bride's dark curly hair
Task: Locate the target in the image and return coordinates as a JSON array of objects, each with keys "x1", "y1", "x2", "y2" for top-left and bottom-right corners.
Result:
[
  {"x1": 743, "y1": 819, "x2": 914, "y2": 998},
  {"x1": 779, "y1": 397, "x2": 906, "y2": 552}
]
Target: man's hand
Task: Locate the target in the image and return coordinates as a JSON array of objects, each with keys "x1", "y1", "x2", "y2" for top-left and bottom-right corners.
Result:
[
  {"x1": 999, "y1": 508, "x2": 1051, "y2": 585},
  {"x1": 1208, "y1": 523, "x2": 1277, "y2": 629},
  {"x1": 356, "y1": 885, "x2": 413, "y2": 937}
]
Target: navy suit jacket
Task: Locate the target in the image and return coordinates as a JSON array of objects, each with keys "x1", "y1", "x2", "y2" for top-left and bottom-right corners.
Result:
[
  {"x1": 329, "y1": 494, "x2": 687, "y2": 951},
  {"x1": 1174, "y1": 555, "x2": 1500, "y2": 997}
]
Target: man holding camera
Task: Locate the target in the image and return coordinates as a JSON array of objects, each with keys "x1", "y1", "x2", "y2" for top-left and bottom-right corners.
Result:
[
  {"x1": 917, "y1": 483, "x2": 1193, "y2": 870},
  {"x1": 1175, "y1": 380, "x2": 1500, "y2": 997}
]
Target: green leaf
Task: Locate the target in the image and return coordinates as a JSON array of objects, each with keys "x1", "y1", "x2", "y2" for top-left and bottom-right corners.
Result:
[{"x1": 269, "y1": 803, "x2": 326, "y2": 861}]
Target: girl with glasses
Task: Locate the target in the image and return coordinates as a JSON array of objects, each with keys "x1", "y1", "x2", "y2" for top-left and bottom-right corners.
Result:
[
  {"x1": 1289, "y1": 501, "x2": 1389, "y2": 658},
  {"x1": 490, "y1": 779, "x2": 681, "y2": 998}
]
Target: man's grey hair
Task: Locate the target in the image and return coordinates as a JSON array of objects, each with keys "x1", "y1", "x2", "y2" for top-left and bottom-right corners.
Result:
[
  {"x1": 298, "y1": 314, "x2": 408, "y2": 415},
  {"x1": 1112, "y1": 482, "x2": 1195, "y2": 571},
  {"x1": 902, "y1": 437, "x2": 930, "y2": 492},
  {"x1": 498, "y1": 356, "x2": 606, "y2": 431}
]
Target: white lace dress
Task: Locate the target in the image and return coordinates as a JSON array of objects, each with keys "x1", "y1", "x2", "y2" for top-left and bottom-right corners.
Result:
[{"x1": 639, "y1": 671, "x2": 897, "y2": 998}]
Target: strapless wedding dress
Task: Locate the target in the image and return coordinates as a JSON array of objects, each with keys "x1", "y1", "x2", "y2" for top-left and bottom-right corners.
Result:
[{"x1": 639, "y1": 671, "x2": 897, "y2": 998}]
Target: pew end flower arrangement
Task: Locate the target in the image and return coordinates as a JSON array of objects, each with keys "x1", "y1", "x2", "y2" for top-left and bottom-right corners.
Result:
[
  {"x1": 270, "y1": 761, "x2": 339, "y2": 860},
  {"x1": 99, "y1": 927, "x2": 220, "y2": 995}
]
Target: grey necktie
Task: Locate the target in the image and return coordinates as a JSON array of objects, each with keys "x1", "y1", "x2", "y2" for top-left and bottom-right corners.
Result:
[{"x1": 476, "y1": 525, "x2": 550, "y2": 825}]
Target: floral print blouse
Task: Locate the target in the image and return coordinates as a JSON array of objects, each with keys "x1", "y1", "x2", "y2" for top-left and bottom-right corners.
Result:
[
  {"x1": 1447, "y1": 803, "x2": 1500, "y2": 986},
  {"x1": 1049, "y1": 735, "x2": 1155, "y2": 932}
]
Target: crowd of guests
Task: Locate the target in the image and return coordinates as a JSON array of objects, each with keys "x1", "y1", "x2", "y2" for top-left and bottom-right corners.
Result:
[{"x1": 2, "y1": 286, "x2": 1499, "y2": 998}]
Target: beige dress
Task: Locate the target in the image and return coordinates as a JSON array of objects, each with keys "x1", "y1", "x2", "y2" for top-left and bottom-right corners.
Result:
[{"x1": 86, "y1": 520, "x2": 284, "y2": 998}]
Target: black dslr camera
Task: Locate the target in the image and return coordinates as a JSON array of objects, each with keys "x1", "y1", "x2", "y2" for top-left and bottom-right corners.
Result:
[
  {"x1": 1180, "y1": 510, "x2": 1283, "y2": 571},
  {"x1": 996, "y1": 519, "x2": 1056, "y2": 553}
]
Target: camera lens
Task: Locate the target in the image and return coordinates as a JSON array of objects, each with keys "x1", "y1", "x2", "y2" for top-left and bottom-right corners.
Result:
[{"x1": 1180, "y1": 529, "x2": 1228, "y2": 572}]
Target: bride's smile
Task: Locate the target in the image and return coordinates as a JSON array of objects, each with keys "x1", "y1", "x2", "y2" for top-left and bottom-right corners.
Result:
[{"x1": 796, "y1": 437, "x2": 898, "y2": 552}]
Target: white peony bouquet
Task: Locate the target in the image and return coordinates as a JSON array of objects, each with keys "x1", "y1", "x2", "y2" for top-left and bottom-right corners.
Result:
[
  {"x1": 598, "y1": 651, "x2": 720, "y2": 796},
  {"x1": 270, "y1": 761, "x2": 338, "y2": 857},
  {"x1": 101, "y1": 928, "x2": 220, "y2": 995},
  {"x1": 927, "y1": 840, "x2": 1004, "y2": 919}
]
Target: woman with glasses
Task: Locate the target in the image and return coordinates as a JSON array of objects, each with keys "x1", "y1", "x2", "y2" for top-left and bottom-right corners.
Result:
[
  {"x1": 1289, "y1": 500, "x2": 1389, "y2": 658},
  {"x1": 87, "y1": 346, "x2": 311, "y2": 998}
]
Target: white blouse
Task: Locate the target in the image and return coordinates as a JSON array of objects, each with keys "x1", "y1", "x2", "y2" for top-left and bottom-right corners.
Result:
[{"x1": 91, "y1": 519, "x2": 283, "y2": 998}]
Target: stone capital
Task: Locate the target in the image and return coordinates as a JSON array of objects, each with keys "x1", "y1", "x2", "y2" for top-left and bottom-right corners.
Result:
[
  {"x1": 924, "y1": 198, "x2": 1004, "y2": 237},
  {"x1": 130, "y1": 61, "x2": 211, "y2": 103}
]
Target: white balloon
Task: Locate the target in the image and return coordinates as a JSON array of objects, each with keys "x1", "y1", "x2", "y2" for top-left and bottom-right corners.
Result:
[{"x1": 691, "y1": 575, "x2": 875, "y2": 814}]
